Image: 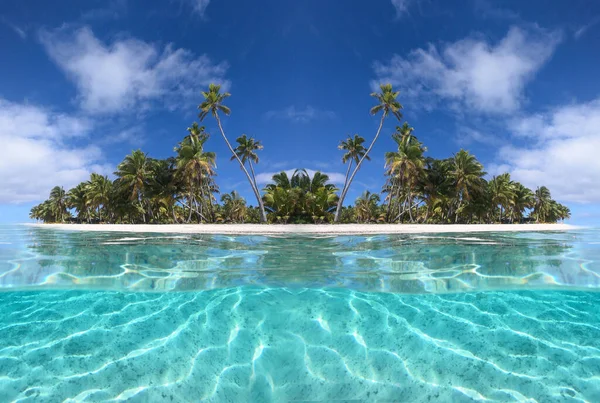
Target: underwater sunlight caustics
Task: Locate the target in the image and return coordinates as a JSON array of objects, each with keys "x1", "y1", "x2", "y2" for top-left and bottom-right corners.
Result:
[{"x1": 1, "y1": 225, "x2": 600, "y2": 401}]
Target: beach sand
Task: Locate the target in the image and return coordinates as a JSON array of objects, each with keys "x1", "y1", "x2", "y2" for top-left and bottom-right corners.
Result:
[{"x1": 28, "y1": 223, "x2": 578, "y2": 235}]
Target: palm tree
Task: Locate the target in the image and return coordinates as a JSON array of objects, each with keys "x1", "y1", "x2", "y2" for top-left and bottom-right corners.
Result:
[
  {"x1": 86, "y1": 174, "x2": 113, "y2": 222},
  {"x1": 114, "y1": 150, "x2": 153, "y2": 223},
  {"x1": 198, "y1": 84, "x2": 267, "y2": 223},
  {"x1": 67, "y1": 183, "x2": 91, "y2": 223},
  {"x1": 232, "y1": 134, "x2": 263, "y2": 190},
  {"x1": 488, "y1": 173, "x2": 515, "y2": 223},
  {"x1": 338, "y1": 134, "x2": 369, "y2": 200},
  {"x1": 263, "y1": 186, "x2": 301, "y2": 223},
  {"x1": 533, "y1": 186, "x2": 552, "y2": 223},
  {"x1": 220, "y1": 191, "x2": 247, "y2": 223},
  {"x1": 334, "y1": 83, "x2": 403, "y2": 222},
  {"x1": 147, "y1": 158, "x2": 180, "y2": 223},
  {"x1": 174, "y1": 126, "x2": 216, "y2": 223},
  {"x1": 355, "y1": 191, "x2": 381, "y2": 223},
  {"x1": 30, "y1": 200, "x2": 54, "y2": 222},
  {"x1": 48, "y1": 186, "x2": 69, "y2": 223},
  {"x1": 417, "y1": 158, "x2": 450, "y2": 223},
  {"x1": 384, "y1": 124, "x2": 425, "y2": 222},
  {"x1": 449, "y1": 150, "x2": 486, "y2": 223},
  {"x1": 511, "y1": 182, "x2": 534, "y2": 223},
  {"x1": 305, "y1": 186, "x2": 339, "y2": 223}
]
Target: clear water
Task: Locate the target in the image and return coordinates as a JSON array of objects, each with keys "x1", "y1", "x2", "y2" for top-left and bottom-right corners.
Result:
[{"x1": 1, "y1": 226, "x2": 600, "y2": 401}]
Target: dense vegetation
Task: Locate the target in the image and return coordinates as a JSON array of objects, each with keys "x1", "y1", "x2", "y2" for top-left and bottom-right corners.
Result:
[{"x1": 31, "y1": 84, "x2": 570, "y2": 224}]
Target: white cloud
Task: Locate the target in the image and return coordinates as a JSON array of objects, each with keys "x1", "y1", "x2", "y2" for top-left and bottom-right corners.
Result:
[
  {"x1": 39, "y1": 26, "x2": 228, "y2": 114},
  {"x1": 255, "y1": 169, "x2": 346, "y2": 186},
  {"x1": 455, "y1": 127, "x2": 500, "y2": 146},
  {"x1": 101, "y1": 127, "x2": 145, "y2": 146},
  {"x1": 574, "y1": 17, "x2": 600, "y2": 39},
  {"x1": 490, "y1": 98, "x2": 600, "y2": 203},
  {"x1": 0, "y1": 99, "x2": 109, "y2": 204},
  {"x1": 391, "y1": 0, "x2": 412, "y2": 18},
  {"x1": 372, "y1": 26, "x2": 561, "y2": 114},
  {"x1": 1, "y1": 17, "x2": 26, "y2": 39},
  {"x1": 264, "y1": 106, "x2": 335, "y2": 123},
  {"x1": 190, "y1": 0, "x2": 210, "y2": 17}
]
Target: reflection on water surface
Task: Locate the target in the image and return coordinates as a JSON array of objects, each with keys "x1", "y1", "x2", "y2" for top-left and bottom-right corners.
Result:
[{"x1": 1, "y1": 226, "x2": 598, "y2": 293}]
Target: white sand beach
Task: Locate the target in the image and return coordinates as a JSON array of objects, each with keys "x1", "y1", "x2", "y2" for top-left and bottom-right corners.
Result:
[{"x1": 29, "y1": 223, "x2": 578, "y2": 235}]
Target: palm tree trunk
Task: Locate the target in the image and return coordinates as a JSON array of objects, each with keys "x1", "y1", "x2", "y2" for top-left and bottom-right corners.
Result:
[
  {"x1": 248, "y1": 161, "x2": 268, "y2": 221},
  {"x1": 215, "y1": 115, "x2": 267, "y2": 223},
  {"x1": 334, "y1": 113, "x2": 386, "y2": 222},
  {"x1": 407, "y1": 190, "x2": 414, "y2": 222},
  {"x1": 455, "y1": 199, "x2": 462, "y2": 223},
  {"x1": 187, "y1": 193, "x2": 194, "y2": 223},
  {"x1": 172, "y1": 205, "x2": 178, "y2": 223}
]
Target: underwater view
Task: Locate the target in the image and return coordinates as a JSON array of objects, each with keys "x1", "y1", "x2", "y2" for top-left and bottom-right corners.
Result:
[{"x1": 2, "y1": 225, "x2": 600, "y2": 402}]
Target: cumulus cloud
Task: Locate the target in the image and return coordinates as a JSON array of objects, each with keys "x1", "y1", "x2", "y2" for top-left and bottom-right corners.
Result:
[
  {"x1": 255, "y1": 169, "x2": 346, "y2": 186},
  {"x1": 39, "y1": 26, "x2": 228, "y2": 114},
  {"x1": 264, "y1": 106, "x2": 335, "y2": 123},
  {"x1": 490, "y1": 98, "x2": 600, "y2": 203},
  {"x1": 372, "y1": 26, "x2": 561, "y2": 114},
  {"x1": 0, "y1": 99, "x2": 108, "y2": 204}
]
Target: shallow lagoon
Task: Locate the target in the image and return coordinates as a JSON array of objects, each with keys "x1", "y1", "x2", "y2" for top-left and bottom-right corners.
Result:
[{"x1": 1, "y1": 226, "x2": 599, "y2": 401}]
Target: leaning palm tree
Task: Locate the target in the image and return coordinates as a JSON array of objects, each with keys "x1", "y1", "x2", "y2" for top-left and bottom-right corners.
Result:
[
  {"x1": 232, "y1": 134, "x2": 264, "y2": 196},
  {"x1": 198, "y1": 84, "x2": 267, "y2": 223},
  {"x1": 334, "y1": 83, "x2": 403, "y2": 222},
  {"x1": 337, "y1": 134, "x2": 369, "y2": 203}
]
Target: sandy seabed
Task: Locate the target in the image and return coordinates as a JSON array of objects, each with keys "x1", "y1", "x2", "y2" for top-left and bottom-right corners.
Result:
[{"x1": 28, "y1": 223, "x2": 578, "y2": 235}]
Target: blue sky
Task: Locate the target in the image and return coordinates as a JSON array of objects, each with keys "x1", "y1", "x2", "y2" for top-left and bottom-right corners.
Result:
[{"x1": 1, "y1": 0, "x2": 600, "y2": 224}]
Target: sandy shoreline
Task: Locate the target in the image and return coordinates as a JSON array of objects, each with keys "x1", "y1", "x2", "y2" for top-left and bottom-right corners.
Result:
[{"x1": 27, "y1": 223, "x2": 578, "y2": 235}]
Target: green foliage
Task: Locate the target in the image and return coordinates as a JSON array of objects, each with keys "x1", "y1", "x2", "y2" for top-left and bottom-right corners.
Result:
[
  {"x1": 31, "y1": 82, "x2": 569, "y2": 226},
  {"x1": 262, "y1": 170, "x2": 339, "y2": 223}
]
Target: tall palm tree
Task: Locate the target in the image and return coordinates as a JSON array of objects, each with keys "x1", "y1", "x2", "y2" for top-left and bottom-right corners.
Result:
[
  {"x1": 174, "y1": 127, "x2": 216, "y2": 223},
  {"x1": 198, "y1": 84, "x2": 267, "y2": 222},
  {"x1": 334, "y1": 83, "x2": 403, "y2": 222},
  {"x1": 449, "y1": 150, "x2": 486, "y2": 223},
  {"x1": 338, "y1": 134, "x2": 369, "y2": 204},
  {"x1": 232, "y1": 134, "x2": 265, "y2": 206},
  {"x1": 384, "y1": 124, "x2": 425, "y2": 222}
]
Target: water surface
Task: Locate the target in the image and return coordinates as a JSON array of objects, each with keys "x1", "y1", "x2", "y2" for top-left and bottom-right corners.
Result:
[{"x1": 1, "y1": 225, "x2": 599, "y2": 402}]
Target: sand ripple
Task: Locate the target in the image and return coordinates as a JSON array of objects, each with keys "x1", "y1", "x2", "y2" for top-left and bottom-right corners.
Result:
[{"x1": 1, "y1": 288, "x2": 600, "y2": 402}]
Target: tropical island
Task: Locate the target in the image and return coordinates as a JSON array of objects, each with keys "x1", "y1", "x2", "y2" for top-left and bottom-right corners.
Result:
[{"x1": 30, "y1": 84, "x2": 570, "y2": 226}]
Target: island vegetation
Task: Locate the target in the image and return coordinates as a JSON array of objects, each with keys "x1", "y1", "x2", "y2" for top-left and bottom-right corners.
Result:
[{"x1": 30, "y1": 84, "x2": 570, "y2": 225}]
